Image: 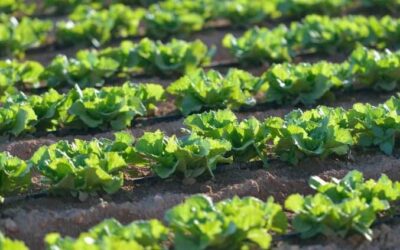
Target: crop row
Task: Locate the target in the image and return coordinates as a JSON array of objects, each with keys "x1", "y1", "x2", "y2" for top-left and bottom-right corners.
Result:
[
  {"x1": 0, "y1": 0, "x2": 156, "y2": 17},
  {"x1": 0, "y1": 38, "x2": 213, "y2": 93},
  {"x1": 3, "y1": 1, "x2": 400, "y2": 56},
  {"x1": 1, "y1": 46, "x2": 399, "y2": 137},
  {"x1": 3, "y1": 170, "x2": 400, "y2": 249},
  {"x1": 224, "y1": 14, "x2": 400, "y2": 63},
  {"x1": 4, "y1": 14, "x2": 400, "y2": 93},
  {"x1": 1, "y1": 96, "x2": 400, "y2": 198},
  {"x1": 4, "y1": 0, "x2": 399, "y2": 20},
  {"x1": 0, "y1": 82, "x2": 165, "y2": 137}
]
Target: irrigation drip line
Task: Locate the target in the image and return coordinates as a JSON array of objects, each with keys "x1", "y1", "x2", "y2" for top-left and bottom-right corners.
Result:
[{"x1": 2, "y1": 190, "x2": 49, "y2": 205}]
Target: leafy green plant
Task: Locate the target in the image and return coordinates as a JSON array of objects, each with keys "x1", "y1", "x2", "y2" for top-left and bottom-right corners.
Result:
[
  {"x1": 131, "y1": 130, "x2": 232, "y2": 179},
  {"x1": 165, "y1": 195, "x2": 287, "y2": 250},
  {"x1": 43, "y1": 0, "x2": 103, "y2": 14},
  {"x1": 223, "y1": 26, "x2": 291, "y2": 64},
  {"x1": 343, "y1": 46, "x2": 400, "y2": 91},
  {"x1": 287, "y1": 15, "x2": 400, "y2": 55},
  {"x1": 28, "y1": 90, "x2": 65, "y2": 131},
  {"x1": 127, "y1": 38, "x2": 214, "y2": 75},
  {"x1": 66, "y1": 83, "x2": 164, "y2": 130},
  {"x1": 168, "y1": 69, "x2": 258, "y2": 115},
  {"x1": 0, "y1": 233, "x2": 28, "y2": 250},
  {"x1": 155, "y1": 0, "x2": 216, "y2": 19},
  {"x1": 0, "y1": 103, "x2": 37, "y2": 137},
  {"x1": 45, "y1": 219, "x2": 169, "y2": 250},
  {"x1": 0, "y1": 82, "x2": 164, "y2": 134},
  {"x1": 0, "y1": 152, "x2": 31, "y2": 202},
  {"x1": 0, "y1": 15, "x2": 52, "y2": 57},
  {"x1": 144, "y1": 0, "x2": 216, "y2": 38},
  {"x1": 56, "y1": 4, "x2": 144, "y2": 47},
  {"x1": 6, "y1": 89, "x2": 66, "y2": 131},
  {"x1": 286, "y1": 170, "x2": 400, "y2": 240},
  {"x1": 0, "y1": 0, "x2": 35, "y2": 15},
  {"x1": 216, "y1": 0, "x2": 274, "y2": 26},
  {"x1": 346, "y1": 101, "x2": 400, "y2": 155},
  {"x1": 30, "y1": 132, "x2": 134, "y2": 194},
  {"x1": 224, "y1": 15, "x2": 400, "y2": 63},
  {"x1": 266, "y1": 106, "x2": 353, "y2": 165},
  {"x1": 260, "y1": 61, "x2": 342, "y2": 105},
  {"x1": 286, "y1": 193, "x2": 382, "y2": 240},
  {"x1": 42, "y1": 52, "x2": 121, "y2": 88},
  {"x1": 184, "y1": 109, "x2": 269, "y2": 164},
  {"x1": 39, "y1": 38, "x2": 212, "y2": 88},
  {"x1": 276, "y1": 0, "x2": 350, "y2": 18},
  {"x1": 0, "y1": 60, "x2": 44, "y2": 98},
  {"x1": 310, "y1": 170, "x2": 400, "y2": 205}
]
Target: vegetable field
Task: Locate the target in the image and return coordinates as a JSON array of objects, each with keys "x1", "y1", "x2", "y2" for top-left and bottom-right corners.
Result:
[{"x1": 2, "y1": 0, "x2": 400, "y2": 249}]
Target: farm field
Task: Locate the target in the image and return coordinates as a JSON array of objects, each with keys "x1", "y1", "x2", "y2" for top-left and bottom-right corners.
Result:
[{"x1": 2, "y1": 0, "x2": 400, "y2": 249}]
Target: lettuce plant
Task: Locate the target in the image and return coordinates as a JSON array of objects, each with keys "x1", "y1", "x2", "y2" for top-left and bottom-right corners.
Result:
[
  {"x1": 0, "y1": 0, "x2": 34, "y2": 15},
  {"x1": 343, "y1": 46, "x2": 400, "y2": 91},
  {"x1": 0, "y1": 60, "x2": 44, "y2": 97},
  {"x1": 127, "y1": 38, "x2": 214, "y2": 75},
  {"x1": 168, "y1": 69, "x2": 258, "y2": 115},
  {"x1": 184, "y1": 109, "x2": 269, "y2": 164},
  {"x1": 346, "y1": 99, "x2": 400, "y2": 155},
  {"x1": 223, "y1": 26, "x2": 290, "y2": 64},
  {"x1": 45, "y1": 219, "x2": 169, "y2": 250},
  {"x1": 165, "y1": 195, "x2": 287, "y2": 250},
  {"x1": 276, "y1": 0, "x2": 349, "y2": 18},
  {"x1": 144, "y1": 1, "x2": 207, "y2": 38},
  {"x1": 0, "y1": 152, "x2": 31, "y2": 202},
  {"x1": 0, "y1": 103, "x2": 37, "y2": 137},
  {"x1": 30, "y1": 132, "x2": 134, "y2": 194},
  {"x1": 0, "y1": 15, "x2": 52, "y2": 57},
  {"x1": 260, "y1": 61, "x2": 342, "y2": 105},
  {"x1": 66, "y1": 83, "x2": 164, "y2": 130},
  {"x1": 266, "y1": 106, "x2": 353, "y2": 165},
  {"x1": 0, "y1": 233, "x2": 28, "y2": 250},
  {"x1": 132, "y1": 130, "x2": 232, "y2": 179},
  {"x1": 286, "y1": 171, "x2": 400, "y2": 240},
  {"x1": 216, "y1": 0, "x2": 274, "y2": 26},
  {"x1": 6, "y1": 89, "x2": 66, "y2": 131},
  {"x1": 56, "y1": 4, "x2": 144, "y2": 47}
]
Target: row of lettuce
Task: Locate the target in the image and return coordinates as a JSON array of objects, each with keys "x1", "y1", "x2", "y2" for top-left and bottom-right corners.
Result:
[
  {"x1": 3, "y1": 0, "x2": 400, "y2": 57},
  {"x1": 1, "y1": 38, "x2": 214, "y2": 92},
  {"x1": 224, "y1": 14, "x2": 400, "y2": 63},
  {"x1": 3, "y1": 13, "x2": 400, "y2": 90},
  {"x1": 4, "y1": 0, "x2": 398, "y2": 18},
  {"x1": 2, "y1": 95, "x2": 400, "y2": 198},
  {"x1": 0, "y1": 0, "x2": 157, "y2": 17},
  {"x1": 1, "y1": 45, "x2": 399, "y2": 137},
  {"x1": 3, "y1": 170, "x2": 400, "y2": 249}
]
